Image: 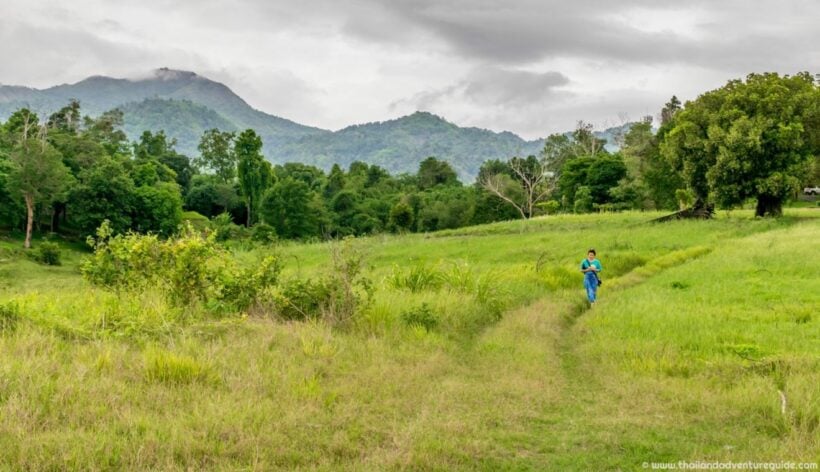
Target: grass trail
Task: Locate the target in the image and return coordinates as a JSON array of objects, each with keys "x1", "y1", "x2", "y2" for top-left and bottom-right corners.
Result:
[{"x1": 373, "y1": 216, "x2": 818, "y2": 469}]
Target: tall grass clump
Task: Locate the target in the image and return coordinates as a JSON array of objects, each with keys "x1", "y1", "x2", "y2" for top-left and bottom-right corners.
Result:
[
  {"x1": 387, "y1": 263, "x2": 443, "y2": 292},
  {"x1": 0, "y1": 301, "x2": 20, "y2": 333},
  {"x1": 144, "y1": 348, "x2": 217, "y2": 385}
]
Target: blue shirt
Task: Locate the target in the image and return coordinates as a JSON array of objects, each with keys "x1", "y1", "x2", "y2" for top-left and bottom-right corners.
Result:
[{"x1": 580, "y1": 258, "x2": 602, "y2": 273}]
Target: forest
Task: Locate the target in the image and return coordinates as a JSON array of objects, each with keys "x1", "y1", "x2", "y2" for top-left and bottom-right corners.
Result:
[{"x1": 1, "y1": 72, "x2": 817, "y2": 249}]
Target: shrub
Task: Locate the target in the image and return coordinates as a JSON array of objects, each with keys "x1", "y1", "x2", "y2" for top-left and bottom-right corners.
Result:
[
  {"x1": 274, "y1": 240, "x2": 371, "y2": 324},
  {"x1": 251, "y1": 223, "x2": 277, "y2": 243},
  {"x1": 539, "y1": 200, "x2": 561, "y2": 215},
  {"x1": 214, "y1": 256, "x2": 280, "y2": 313},
  {"x1": 0, "y1": 302, "x2": 20, "y2": 334},
  {"x1": 211, "y1": 212, "x2": 244, "y2": 242},
  {"x1": 29, "y1": 240, "x2": 62, "y2": 266},
  {"x1": 322, "y1": 240, "x2": 372, "y2": 324},
  {"x1": 182, "y1": 211, "x2": 210, "y2": 231},
  {"x1": 401, "y1": 303, "x2": 438, "y2": 331},
  {"x1": 275, "y1": 279, "x2": 330, "y2": 321},
  {"x1": 82, "y1": 220, "x2": 280, "y2": 312}
]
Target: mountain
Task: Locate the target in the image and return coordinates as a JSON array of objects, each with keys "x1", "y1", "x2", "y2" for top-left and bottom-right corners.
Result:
[
  {"x1": 276, "y1": 111, "x2": 544, "y2": 179},
  {"x1": 0, "y1": 68, "x2": 624, "y2": 181}
]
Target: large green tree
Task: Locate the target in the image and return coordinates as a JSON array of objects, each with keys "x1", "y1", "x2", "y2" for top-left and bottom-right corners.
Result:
[
  {"x1": 69, "y1": 157, "x2": 136, "y2": 235},
  {"x1": 662, "y1": 72, "x2": 819, "y2": 217},
  {"x1": 235, "y1": 129, "x2": 271, "y2": 226},
  {"x1": 196, "y1": 129, "x2": 236, "y2": 182},
  {"x1": 260, "y1": 177, "x2": 323, "y2": 239},
  {"x1": 417, "y1": 156, "x2": 459, "y2": 190},
  {"x1": 7, "y1": 112, "x2": 72, "y2": 248}
]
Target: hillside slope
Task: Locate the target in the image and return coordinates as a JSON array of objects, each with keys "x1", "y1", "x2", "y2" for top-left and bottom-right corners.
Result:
[{"x1": 0, "y1": 69, "x2": 626, "y2": 181}]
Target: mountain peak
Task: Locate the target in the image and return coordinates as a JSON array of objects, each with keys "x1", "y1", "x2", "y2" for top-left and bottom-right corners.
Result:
[{"x1": 151, "y1": 68, "x2": 200, "y2": 81}]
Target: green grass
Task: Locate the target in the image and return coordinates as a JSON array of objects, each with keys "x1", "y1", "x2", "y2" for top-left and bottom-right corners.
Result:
[{"x1": 0, "y1": 209, "x2": 818, "y2": 469}]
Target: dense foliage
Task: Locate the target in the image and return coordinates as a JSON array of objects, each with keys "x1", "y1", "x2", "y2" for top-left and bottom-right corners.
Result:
[{"x1": 0, "y1": 72, "x2": 816, "y2": 246}]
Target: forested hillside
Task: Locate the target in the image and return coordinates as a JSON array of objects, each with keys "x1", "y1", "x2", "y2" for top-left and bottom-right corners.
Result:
[{"x1": 0, "y1": 69, "x2": 626, "y2": 180}]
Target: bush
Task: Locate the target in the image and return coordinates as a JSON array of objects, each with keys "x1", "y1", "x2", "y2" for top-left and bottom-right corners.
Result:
[
  {"x1": 401, "y1": 303, "x2": 438, "y2": 331},
  {"x1": 182, "y1": 211, "x2": 210, "y2": 231},
  {"x1": 30, "y1": 241, "x2": 62, "y2": 266},
  {"x1": 0, "y1": 302, "x2": 20, "y2": 333},
  {"x1": 82, "y1": 220, "x2": 280, "y2": 312},
  {"x1": 251, "y1": 223, "x2": 277, "y2": 243},
  {"x1": 539, "y1": 200, "x2": 561, "y2": 215},
  {"x1": 274, "y1": 240, "x2": 371, "y2": 324},
  {"x1": 275, "y1": 279, "x2": 330, "y2": 320},
  {"x1": 211, "y1": 212, "x2": 244, "y2": 242}
]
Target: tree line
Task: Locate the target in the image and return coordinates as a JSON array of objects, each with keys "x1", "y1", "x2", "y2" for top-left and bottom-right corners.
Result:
[{"x1": 0, "y1": 72, "x2": 817, "y2": 247}]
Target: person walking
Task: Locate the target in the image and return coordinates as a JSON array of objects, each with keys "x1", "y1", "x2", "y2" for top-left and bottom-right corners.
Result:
[{"x1": 580, "y1": 248, "x2": 602, "y2": 305}]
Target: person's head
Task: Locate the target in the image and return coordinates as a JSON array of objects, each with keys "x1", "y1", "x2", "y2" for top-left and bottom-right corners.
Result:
[{"x1": 587, "y1": 248, "x2": 596, "y2": 260}]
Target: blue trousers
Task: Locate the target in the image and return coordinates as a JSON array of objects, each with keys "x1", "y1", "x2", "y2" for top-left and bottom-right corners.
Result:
[{"x1": 584, "y1": 273, "x2": 598, "y2": 303}]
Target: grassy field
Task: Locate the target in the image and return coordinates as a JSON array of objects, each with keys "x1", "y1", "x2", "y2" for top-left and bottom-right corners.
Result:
[{"x1": 0, "y1": 210, "x2": 817, "y2": 470}]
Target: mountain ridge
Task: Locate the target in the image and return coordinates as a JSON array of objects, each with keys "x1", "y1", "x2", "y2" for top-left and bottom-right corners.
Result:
[{"x1": 0, "y1": 68, "x2": 624, "y2": 180}]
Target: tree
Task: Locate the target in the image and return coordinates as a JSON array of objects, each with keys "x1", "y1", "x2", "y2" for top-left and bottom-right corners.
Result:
[
  {"x1": 260, "y1": 177, "x2": 322, "y2": 239},
  {"x1": 83, "y1": 109, "x2": 129, "y2": 157},
  {"x1": 235, "y1": 129, "x2": 271, "y2": 226},
  {"x1": 541, "y1": 133, "x2": 574, "y2": 177},
  {"x1": 185, "y1": 175, "x2": 241, "y2": 219},
  {"x1": 389, "y1": 200, "x2": 414, "y2": 232},
  {"x1": 69, "y1": 157, "x2": 136, "y2": 235},
  {"x1": 417, "y1": 156, "x2": 459, "y2": 189},
  {"x1": 573, "y1": 186, "x2": 593, "y2": 213},
  {"x1": 660, "y1": 95, "x2": 682, "y2": 126},
  {"x1": 557, "y1": 156, "x2": 594, "y2": 209},
  {"x1": 479, "y1": 155, "x2": 552, "y2": 219},
  {"x1": 7, "y1": 114, "x2": 72, "y2": 248},
  {"x1": 132, "y1": 182, "x2": 183, "y2": 235},
  {"x1": 572, "y1": 121, "x2": 607, "y2": 158},
  {"x1": 661, "y1": 72, "x2": 819, "y2": 217},
  {"x1": 324, "y1": 163, "x2": 346, "y2": 198},
  {"x1": 196, "y1": 129, "x2": 236, "y2": 182},
  {"x1": 586, "y1": 154, "x2": 627, "y2": 203}
]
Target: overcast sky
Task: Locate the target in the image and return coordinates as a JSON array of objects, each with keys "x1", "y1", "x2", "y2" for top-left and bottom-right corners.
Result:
[{"x1": 1, "y1": 0, "x2": 817, "y2": 138}]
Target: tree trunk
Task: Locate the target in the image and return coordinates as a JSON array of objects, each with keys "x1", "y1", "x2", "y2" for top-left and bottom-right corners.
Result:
[
  {"x1": 652, "y1": 200, "x2": 714, "y2": 223},
  {"x1": 755, "y1": 194, "x2": 782, "y2": 217},
  {"x1": 246, "y1": 199, "x2": 252, "y2": 227},
  {"x1": 24, "y1": 194, "x2": 34, "y2": 249}
]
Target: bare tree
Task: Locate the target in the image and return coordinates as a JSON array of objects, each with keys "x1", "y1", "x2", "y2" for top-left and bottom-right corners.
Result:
[
  {"x1": 479, "y1": 157, "x2": 554, "y2": 219},
  {"x1": 8, "y1": 114, "x2": 72, "y2": 248},
  {"x1": 572, "y1": 120, "x2": 605, "y2": 158}
]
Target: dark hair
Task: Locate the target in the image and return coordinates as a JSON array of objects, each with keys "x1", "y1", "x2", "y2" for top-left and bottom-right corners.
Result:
[{"x1": 587, "y1": 248, "x2": 596, "y2": 255}]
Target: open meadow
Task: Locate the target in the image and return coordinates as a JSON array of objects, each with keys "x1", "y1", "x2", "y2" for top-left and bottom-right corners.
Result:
[{"x1": 0, "y1": 209, "x2": 818, "y2": 470}]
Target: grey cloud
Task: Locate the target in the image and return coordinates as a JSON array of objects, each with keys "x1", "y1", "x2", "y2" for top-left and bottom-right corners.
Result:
[
  {"x1": 0, "y1": 18, "x2": 153, "y2": 86},
  {"x1": 462, "y1": 68, "x2": 569, "y2": 106},
  {"x1": 339, "y1": 0, "x2": 819, "y2": 71},
  {"x1": 392, "y1": 67, "x2": 570, "y2": 111}
]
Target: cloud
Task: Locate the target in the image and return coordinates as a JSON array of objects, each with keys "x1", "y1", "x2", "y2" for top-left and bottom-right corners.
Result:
[
  {"x1": 394, "y1": 67, "x2": 570, "y2": 111},
  {"x1": 339, "y1": 0, "x2": 819, "y2": 71},
  {"x1": 1, "y1": 0, "x2": 816, "y2": 139}
]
